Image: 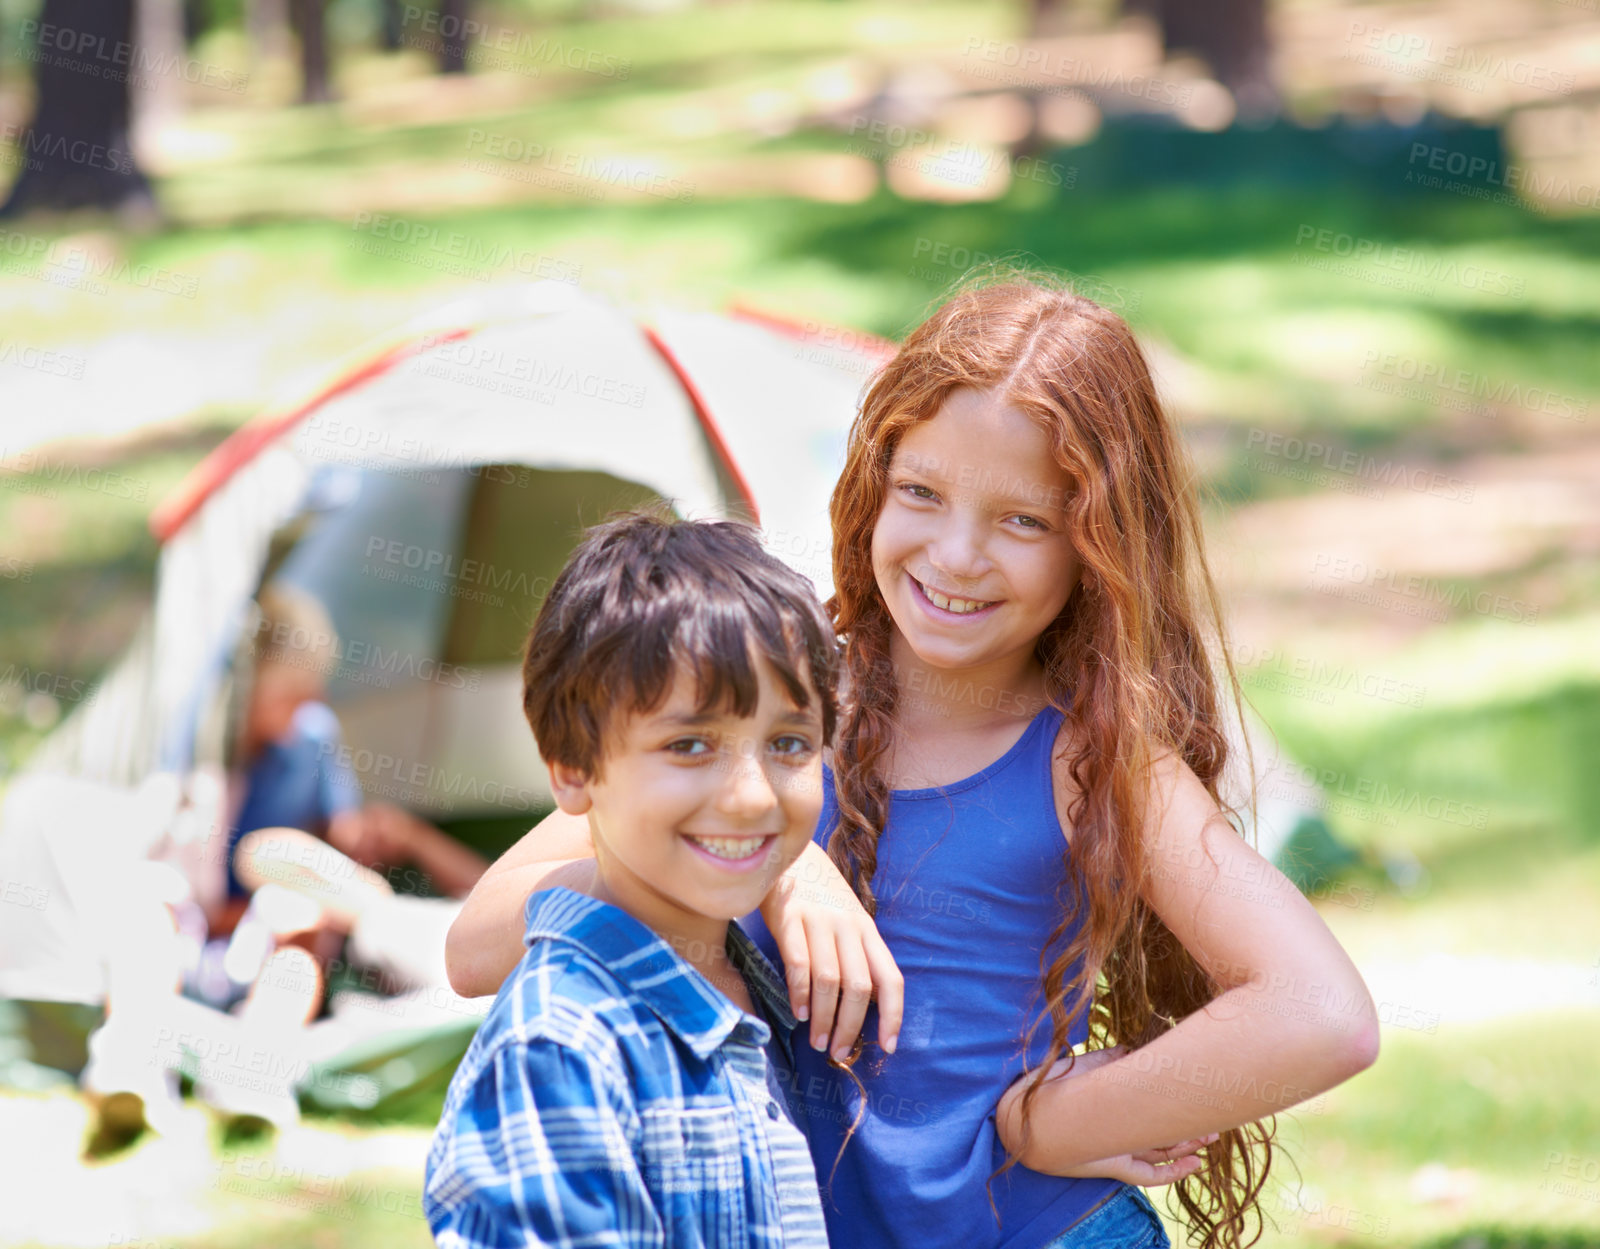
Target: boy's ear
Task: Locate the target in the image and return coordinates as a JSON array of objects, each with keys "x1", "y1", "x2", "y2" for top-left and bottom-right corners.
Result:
[{"x1": 546, "y1": 759, "x2": 594, "y2": 816}]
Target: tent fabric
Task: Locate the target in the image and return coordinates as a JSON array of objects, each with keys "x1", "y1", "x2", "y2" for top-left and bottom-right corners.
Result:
[{"x1": 26, "y1": 283, "x2": 873, "y2": 810}]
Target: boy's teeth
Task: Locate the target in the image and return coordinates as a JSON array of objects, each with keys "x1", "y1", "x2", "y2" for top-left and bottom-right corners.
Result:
[
  {"x1": 920, "y1": 581, "x2": 991, "y2": 614},
  {"x1": 687, "y1": 835, "x2": 768, "y2": 860}
]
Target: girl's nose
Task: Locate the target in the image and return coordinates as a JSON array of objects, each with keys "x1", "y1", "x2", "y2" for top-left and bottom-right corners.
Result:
[{"x1": 926, "y1": 515, "x2": 991, "y2": 581}]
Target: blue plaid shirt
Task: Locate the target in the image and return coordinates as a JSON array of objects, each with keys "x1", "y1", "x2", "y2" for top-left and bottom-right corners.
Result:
[{"x1": 424, "y1": 888, "x2": 828, "y2": 1249}]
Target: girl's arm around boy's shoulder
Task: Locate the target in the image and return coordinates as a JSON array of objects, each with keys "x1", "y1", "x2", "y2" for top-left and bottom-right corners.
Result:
[
  {"x1": 444, "y1": 805, "x2": 597, "y2": 997},
  {"x1": 427, "y1": 1024, "x2": 657, "y2": 1248},
  {"x1": 445, "y1": 811, "x2": 904, "y2": 1059},
  {"x1": 1002, "y1": 746, "x2": 1379, "y2": 1174}
]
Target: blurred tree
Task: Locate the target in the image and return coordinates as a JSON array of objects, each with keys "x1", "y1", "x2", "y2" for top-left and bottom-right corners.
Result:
[
  {"x1": 0, "y1": 0, "x2": 157, "y2": 218},
  {"x1": 184, "y1": 0, "x2": 212, "y2": 42},
  {"x1": 379, "y1": 0, "x2": 405, "y2": 51},
  {"x1": 1123, "y1": 0, "x2": 1279, "y2": 118},
  {"x1": 135, "y1": 0, "x2": 187, "y2": 145},
  {"x1": 290, "y1": 0, "x2": 332, "y2": 101},
  {"x1": 247, "y1": 0, "x2": 290, "y2": 63},
  {"x1": 438, "y1": 0, "x2": 470, "y2": 73}
]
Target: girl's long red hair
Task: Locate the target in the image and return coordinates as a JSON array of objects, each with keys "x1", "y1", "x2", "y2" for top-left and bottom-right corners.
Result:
[{"x1": 826, "y1": 276, "x2": 1272, "y2": 1248}]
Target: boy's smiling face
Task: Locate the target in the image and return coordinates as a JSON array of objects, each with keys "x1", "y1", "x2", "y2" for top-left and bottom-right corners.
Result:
[{"x1": 547, "y1": 652, "x2": 825, "y2": 944}]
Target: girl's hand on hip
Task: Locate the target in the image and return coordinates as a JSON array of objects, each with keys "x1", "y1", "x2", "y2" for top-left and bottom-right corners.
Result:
[
  {"x1": 997, "y1": 1046, "x2": 1218, "y2": 1185},
  {"x1": 760, "y1": 841, "x2": 903, "y2": 1060}
]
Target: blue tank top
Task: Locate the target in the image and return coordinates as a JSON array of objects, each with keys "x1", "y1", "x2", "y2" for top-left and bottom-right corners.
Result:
[{"x1": 745, "y1": 704, "x2": 1120, "y2": 1249}]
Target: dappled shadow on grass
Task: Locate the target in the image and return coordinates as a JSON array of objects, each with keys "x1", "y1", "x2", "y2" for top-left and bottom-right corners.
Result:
[
  {"x1": 1423, "y1": 304, "x2": 1600, "y2": 367},
  {"x1": 780, "y1": 181, "x2": 1600, "y2": 286}
]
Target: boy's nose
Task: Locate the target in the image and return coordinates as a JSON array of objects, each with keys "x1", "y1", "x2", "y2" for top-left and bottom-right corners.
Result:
[{"x1": 716, "y1": 750, "x2": 781, "y2": 821}]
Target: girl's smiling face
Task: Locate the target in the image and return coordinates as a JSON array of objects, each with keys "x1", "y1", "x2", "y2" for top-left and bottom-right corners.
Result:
[{"x1": 871, "y1": 387, "x2": 1081, "y2": 682}]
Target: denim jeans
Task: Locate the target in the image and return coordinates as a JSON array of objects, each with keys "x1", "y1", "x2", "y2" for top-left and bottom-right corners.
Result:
[{"x1": 1038, "y1": 1185, "x2": 1171, "y2": 1249}]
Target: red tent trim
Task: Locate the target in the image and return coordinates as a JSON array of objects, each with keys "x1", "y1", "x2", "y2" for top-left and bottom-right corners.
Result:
[
  {"x1": 149, "y1": 330, "x2": 474, "y2": 543},
  {"x1": 726, "y1": 301, "x2": 898, "y2": 363},
  {"x1": 639, "y1": 324, "x2": 760, "y2": 525},
  {"x1": 151, "y1": 306, "x2": 888, "y2": 544}
]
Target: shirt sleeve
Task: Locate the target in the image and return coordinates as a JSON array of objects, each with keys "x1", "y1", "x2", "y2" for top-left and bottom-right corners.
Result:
[
  {"x1": 425, "y1": 1037, "x2": 663, "y2": 1249},
  {"x1": 294, "y1": 702, "x2": 363, "y2": 818}
]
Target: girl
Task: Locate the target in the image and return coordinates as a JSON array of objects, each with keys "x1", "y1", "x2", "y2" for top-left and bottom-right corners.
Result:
[{"x1": 445, "y1": 278, "x2": 1378, "y2": 1249}]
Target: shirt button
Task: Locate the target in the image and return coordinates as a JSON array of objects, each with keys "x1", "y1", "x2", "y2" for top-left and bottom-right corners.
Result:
[{"x1": 766, "y1": 1101, "x2": 781, "y2": 1121}]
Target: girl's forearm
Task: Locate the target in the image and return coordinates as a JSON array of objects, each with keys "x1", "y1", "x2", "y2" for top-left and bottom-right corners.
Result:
[
  {"x1": 443, "y1": 830, "x2": 830, "y2": 998},
  {"x1": 1008, "y1": 978, "x2": 1379, "y2": 1171},
  {"x1": 442, "y1": 805, "x2": 597, "y2": 997},
  {"x1": 444, "y1": 858, "x2": 593, "y2": 996}
]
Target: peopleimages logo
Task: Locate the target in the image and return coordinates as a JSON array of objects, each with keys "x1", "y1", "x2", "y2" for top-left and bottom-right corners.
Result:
[
  {"x1": 1358, "y1": 349, "x2": 1589, "y2": 422},
  {"x1": 254, "y1": 612, "x2": 483, "y2": 691},
  {"x1": 958, "y1": 37, "x2": 1195, "y2": 106},
  {"x1": 1309, "y1": 553, "x2": 1540, "y2": 626},
  {"x1": 0, "y1": 226, "x2": 200, "y2": 298},
  {"x1": 18, "y1": 18, "x2": 250, "y2": 92},
  {"x1": 463, "y1": 131, "x2": 693, "y2": 202},
  {"x1": 1245, "y1": 428, "x2": 1475, "y2": 503},
  {"x1": 0, "y1": 662, "x2": 100, "y2": 708},
  {"x1": 400, "y1": 7, "x2": 630, "y2": 79},
  {"x1": 1343, "y1": 20, "x2": 1575, "y2": 95},
  {"x1": 1406, "y1": 142, "x2": 1600, "y2": 211},
  {"x1": 317, "y1": 741, "x2": 543, "y2": 812},
  {"x1": 1230, "y1": 641, "x2": 1426, "y2": 709}
]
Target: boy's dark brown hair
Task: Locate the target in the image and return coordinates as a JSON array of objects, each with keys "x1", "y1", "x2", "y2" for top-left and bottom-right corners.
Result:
[{"x1": 521, "y1": 511, "x2": 839, "y2": 777}]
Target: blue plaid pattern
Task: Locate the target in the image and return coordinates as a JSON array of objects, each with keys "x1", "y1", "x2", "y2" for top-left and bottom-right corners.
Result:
[{"x1": 424, "y1": 888, "x2": 827, "y2": 1248}]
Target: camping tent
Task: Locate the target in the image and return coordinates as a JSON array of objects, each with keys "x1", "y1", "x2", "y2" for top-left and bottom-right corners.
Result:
[{"x1": 0, "y1": 280, "x2": 893, "y2": 1014}]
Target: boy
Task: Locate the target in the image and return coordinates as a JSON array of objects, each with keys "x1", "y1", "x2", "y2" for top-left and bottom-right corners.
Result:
[{"x1": 424, "y1": 513, "x2": 837, "y2": 1248}]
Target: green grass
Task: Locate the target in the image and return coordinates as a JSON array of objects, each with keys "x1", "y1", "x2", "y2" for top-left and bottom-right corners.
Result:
[
  {"x1": 8, "y1": 182, "x2": 1599, "y2": 432},
  {"x1": 1238, "y1": 1012, "x2": 1600, "y2": 1249},
  {"x1": 0, "y1": 433, "x2": 233, "y2": 771}
]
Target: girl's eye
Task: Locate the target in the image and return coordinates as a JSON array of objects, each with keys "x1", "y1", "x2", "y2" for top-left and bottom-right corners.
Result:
[
  {"x1": 900, "y1": 482, "x2": 938, "y2": 502},
  {"x1": 1009, "y1": 514, "x2": 1048, "y2": 530},
  {"x1": 666, "y1": 738, "x2": 712, "y2": 757},
  {"x1": 771, "y1": 734, "x2": 815, "y2": 758}
]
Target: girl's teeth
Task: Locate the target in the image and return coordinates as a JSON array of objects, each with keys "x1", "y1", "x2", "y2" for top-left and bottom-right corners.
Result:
[
  {"x1": 688, "y1": 835, "x2": 768, "y2": 861},
  {"x1": 921, "y1": 581, "x2": 991, "y2": 614}
]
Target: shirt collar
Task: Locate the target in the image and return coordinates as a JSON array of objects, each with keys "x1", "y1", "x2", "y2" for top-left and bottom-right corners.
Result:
[{"x1": 524, "y1": 888, "x2": 798, "y2": 1063}]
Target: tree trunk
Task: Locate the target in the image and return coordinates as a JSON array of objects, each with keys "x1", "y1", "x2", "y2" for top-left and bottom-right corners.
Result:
[
  {"x1": 290, "y1": 0, "x2": 331, "y2": 102},
  {"x1": 1126, "y1": 0, "x2": 1279, "y2": 120},
  {"x1": 0, "y1": 0, "x2": 157, "y2": 218},
  {"x1": 247, "y1": 0, "x2": 291, "y2": 64},
  {"x1": 132, "y1": 0, "x2": 185, "y2": 153},
  {"x1": 437, "y1": 0, "x2": 470, "y2": 74},
  {"x1": 379, "y1": 0, "x2": 404, "y2": 51},
  {"x1": 184, "y1": 0, "x2": 210, "y2": 43}
]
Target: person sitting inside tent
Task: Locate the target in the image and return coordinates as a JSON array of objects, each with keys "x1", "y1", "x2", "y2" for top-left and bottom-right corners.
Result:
[{"x1": 219, "y1": 585, "x2": 490, "y2": 937}]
